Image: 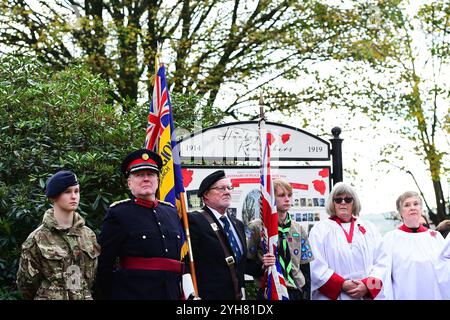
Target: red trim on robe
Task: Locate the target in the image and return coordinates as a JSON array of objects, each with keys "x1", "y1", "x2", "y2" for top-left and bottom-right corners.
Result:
[
  {"x1": 330, "y1": 216, "x2": 356, "y2": 244},
  {"x1": 318, "y1": 272, "x2": 345, "y2": 300},
  {"x1": 398, "y1": 224, "x2": 427, "y2": 233},
  {"x1": 329, "y1": 216, "x2": 356, "y2": 224},
  {"x1": 361, "y1": 277, "x2": 382, "y2": 299}
]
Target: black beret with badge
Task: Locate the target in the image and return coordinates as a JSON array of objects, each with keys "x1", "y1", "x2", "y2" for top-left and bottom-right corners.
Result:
[
  {"x1": 45, "y1": 170, "x2": 79, "y2": 198},
  {"x1": 121, "y1": 149, "x2": 163, "y2": 176},
  {"x1": 197, "y1": 170, "x2": 227, "y2": 198}
]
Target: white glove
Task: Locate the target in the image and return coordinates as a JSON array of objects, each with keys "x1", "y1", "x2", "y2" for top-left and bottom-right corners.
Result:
[{"x1": 182, "y1": 273, "x2": 198, "y2": 299}]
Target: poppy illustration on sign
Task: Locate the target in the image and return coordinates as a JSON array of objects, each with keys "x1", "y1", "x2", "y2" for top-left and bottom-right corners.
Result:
[
  {"x1": 181, "y1": 168, "x2": 194, "y2": 188},
  {"x1": 281, "y1": 134, "x2": 290, "y2": 144}
]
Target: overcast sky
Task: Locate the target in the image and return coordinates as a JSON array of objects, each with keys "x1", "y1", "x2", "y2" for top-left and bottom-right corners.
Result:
[
  {"x1": 7, "y1": 0, "x2": 448, "y2": 216},
  {"x1": 215, "y1": 0, "x2": 450, "y2": 216}
]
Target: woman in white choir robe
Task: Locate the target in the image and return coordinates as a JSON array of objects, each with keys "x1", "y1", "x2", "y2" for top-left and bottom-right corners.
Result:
[
  {"x1": 309, "y1": 182, "x2": 382, "y2": 300},
  {"x1": 369, "y1": 191, "x2": 450, "y2": 300},
  {"x1": 437, "y1": 234, "x2": 450, "y2": 299}
]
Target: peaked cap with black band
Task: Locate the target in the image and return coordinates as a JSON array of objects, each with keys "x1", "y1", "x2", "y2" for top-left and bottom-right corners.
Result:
[
  {"x1": 197, "y1": 170, "x2": 227, "y2": 198},
  {"x1": 121, "y1": 149, "x2": 163, "y2": 176}
]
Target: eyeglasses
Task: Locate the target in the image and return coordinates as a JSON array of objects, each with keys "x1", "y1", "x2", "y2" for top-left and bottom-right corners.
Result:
[
  {"x1": 210, "y1": 186, "x2": 234, "y2": 192},
  {"x1": 333, "y1": 197, "x2": 353, "y2": 204}
]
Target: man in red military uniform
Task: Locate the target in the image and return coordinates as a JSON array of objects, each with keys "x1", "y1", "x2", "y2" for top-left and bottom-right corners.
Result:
[{"x1": 96, "y1": 149, "x2": 186, "y2": 300}]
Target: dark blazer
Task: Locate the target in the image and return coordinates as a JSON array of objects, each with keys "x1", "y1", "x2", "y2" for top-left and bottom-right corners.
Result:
[
  {"x1": 187, "y1": 206, "x2": 247, "y2": 300},
  {"x1": 95, "y1": 197, "x2": 183, "y2": 300}
]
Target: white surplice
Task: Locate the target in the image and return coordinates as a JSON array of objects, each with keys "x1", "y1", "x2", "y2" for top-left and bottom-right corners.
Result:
[
  {"x1": 370, "y1": 227, "x2": 449, "y2": 300},
  {"x1": 435, "y1": 233, "x2": 450, "y2": 299},
  {"x1": 309, "y1": 218, "x2": 382, "y2": 300}
]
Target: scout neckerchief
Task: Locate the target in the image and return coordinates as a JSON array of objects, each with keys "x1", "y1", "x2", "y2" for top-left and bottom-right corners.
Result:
[
  {"x1": 278, "y1": 214, "x2": 295, "y2": 286},
  {"x1": 330, "y1": 216, "x2": 356, "y2": 245}
]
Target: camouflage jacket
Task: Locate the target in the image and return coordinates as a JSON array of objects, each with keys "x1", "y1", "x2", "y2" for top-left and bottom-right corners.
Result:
[
  {"x1": 246, "y1": 218, "x2": 314, "y2": 290},
  {"x1": 16, "y1": 209, "x2": 101, "y2": 300}
]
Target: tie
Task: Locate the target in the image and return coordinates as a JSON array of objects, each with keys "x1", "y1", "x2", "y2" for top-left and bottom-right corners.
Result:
[{"x1": 220, "y1": 216, "x2": 242, "y2": 263}]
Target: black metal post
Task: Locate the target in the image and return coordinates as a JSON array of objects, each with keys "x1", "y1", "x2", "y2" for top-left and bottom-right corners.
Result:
[{"x1": 330, "y1": 127, "x2": 343, "y2": 185}]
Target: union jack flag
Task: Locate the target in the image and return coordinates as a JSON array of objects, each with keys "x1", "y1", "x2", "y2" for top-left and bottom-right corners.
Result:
[
  {"x1": 145, "y1": 66, "x2": 171, "y2": 152},
  {"x1": 259, "y1": 117, "x2": 289, "y2": 300},
  {"x1": 145, "y1": 64, "x2": 188, "y2": 259}
]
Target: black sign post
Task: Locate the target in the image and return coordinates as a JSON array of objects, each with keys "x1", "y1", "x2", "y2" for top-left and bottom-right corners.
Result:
[{"x1": 330, "y1": 127, "x2": 343, "y2": 185}]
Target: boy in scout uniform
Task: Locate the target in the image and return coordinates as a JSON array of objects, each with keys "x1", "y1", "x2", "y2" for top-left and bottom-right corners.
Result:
[
  {"x1": 96, "y1": 149, "x2": 186, "y2": 300},
  {"x1": 246, "y1": 178, "x2": 314, "y2": 300},
  {"x1": 17, "y1": 170, "x2": 100, "y2": 300}
]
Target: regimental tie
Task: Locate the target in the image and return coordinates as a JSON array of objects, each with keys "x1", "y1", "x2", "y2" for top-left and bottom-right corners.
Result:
[{"x1": 220, "y1": 216, "x2": 242, "y2": 263}]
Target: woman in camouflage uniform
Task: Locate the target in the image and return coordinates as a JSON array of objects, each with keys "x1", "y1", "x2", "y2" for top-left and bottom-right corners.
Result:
[{"x1": 17, "y1": 170, "x2": 100, "y2": 300}]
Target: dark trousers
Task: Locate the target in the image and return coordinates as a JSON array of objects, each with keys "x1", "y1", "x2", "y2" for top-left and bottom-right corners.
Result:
[
  {"x1": 287, "y1": 288, "x2": 310, "y2": 300},
  {"x1": 256, "y1": 287, "x2": 309, "y2": 300}
]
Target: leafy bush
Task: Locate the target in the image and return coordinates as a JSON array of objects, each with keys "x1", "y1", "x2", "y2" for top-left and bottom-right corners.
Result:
[{"x1": 0, "y1": 56, "x2": 147, "y2": 299}]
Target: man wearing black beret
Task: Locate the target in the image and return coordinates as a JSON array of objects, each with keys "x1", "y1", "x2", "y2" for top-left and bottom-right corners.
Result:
[
  {"x1": 187, "y1": 170, "x2": 247, "y2": 300},
  {"x1": 96, "y1": 149, "x2": 186, "y2": 300}
]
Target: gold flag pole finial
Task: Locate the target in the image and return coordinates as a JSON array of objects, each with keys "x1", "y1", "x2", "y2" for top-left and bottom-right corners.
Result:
[
  {"x1": 155, "y1": 43, "x2": 162, "y2": 73},
  {"x1": 152, "y1": 44, "x2": 163, "y2": 85}
]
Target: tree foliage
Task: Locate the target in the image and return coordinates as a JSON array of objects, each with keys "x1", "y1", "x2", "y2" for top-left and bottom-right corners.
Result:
[
  {"x1": 305, "y1": 0, "x2": 449, "y2": 223},
  {"x1": 0, "y1": 56, "x2": 145, "y2": 298},
  {"x1": 0, "y1": 0, "x2": 392, "y2": 117},
  {"x1": 0, "y1": 54, "x2": 222, "y2": 299},
  {"x1": 170, "y1": 91, "x2": 225, "y2": 133}
]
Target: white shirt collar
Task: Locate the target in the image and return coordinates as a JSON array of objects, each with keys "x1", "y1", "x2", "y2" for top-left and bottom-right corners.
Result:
[{"x1": 207, "y1": 206, "x2": 227, "y2": 225}]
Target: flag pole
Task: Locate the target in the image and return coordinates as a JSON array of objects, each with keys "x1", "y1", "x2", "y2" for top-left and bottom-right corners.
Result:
[
  {"x1": 258, "y1": 94, "x2": 268, "y2": 254},
  {"x1": 258, "y1": 95, "x2": 289, "y2": 300},
  {"x1": 258, "y1": 94, "x2": 269, "y2": 296},
  {"x1": 179, "y1": 192, "x2": 199, "y2": 297},
  {"x1": 159, "y1": 46, "x2": 199, "y2": 296},
  {"x1": 151, "y1": 50, "x2": 198, "y2": 297},
  {"x1": 155, "y1": 42, "x2": 162, "y2": 73},
  {"x1": 151, "y1": 44, "x2": 162, "y2": 87}
]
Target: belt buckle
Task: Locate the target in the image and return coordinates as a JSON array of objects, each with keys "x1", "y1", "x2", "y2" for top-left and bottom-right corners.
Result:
[{"x1": 225, "y1": 256, "x2": 235, "y2": 266}]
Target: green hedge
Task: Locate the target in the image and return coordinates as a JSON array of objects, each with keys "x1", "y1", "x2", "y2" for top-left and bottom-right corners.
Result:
[{"x1": 0, "y1": 56, "x2": 146, "y2": 299}]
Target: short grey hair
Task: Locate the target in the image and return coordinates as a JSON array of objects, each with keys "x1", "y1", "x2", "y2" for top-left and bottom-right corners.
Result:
[
  {"x1": 325, "y1": 182, "x2": 361, "y2": 217},
  {"x1": 396, "y1": 191, "x2": 422, "y2": 212}
]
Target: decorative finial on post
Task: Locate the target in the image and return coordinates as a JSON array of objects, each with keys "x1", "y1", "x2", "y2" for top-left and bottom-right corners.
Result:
[{"x1": 331, "y1": 126, "x2": 341, "y2": 139}]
